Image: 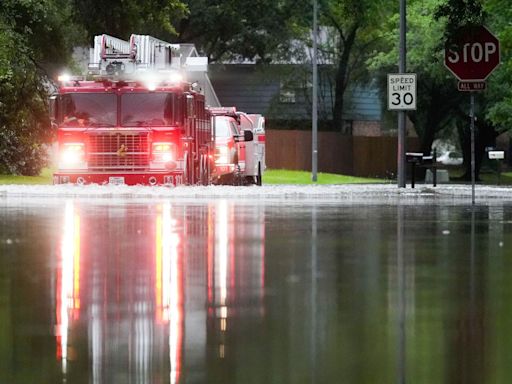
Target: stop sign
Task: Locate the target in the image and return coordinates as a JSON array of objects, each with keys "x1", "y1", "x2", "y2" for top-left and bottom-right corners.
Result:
[{"x1": 444, "y1": 25, "x2": 500, "y2": 81}]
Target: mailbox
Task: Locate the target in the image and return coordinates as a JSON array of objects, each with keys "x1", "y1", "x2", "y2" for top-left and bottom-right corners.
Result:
[
  {"x1": 488, "y1": 150, "x2": 505, "y2": 160},
  {"x1": 406, "y1": 151, "x2": 437, "y2": 188}
]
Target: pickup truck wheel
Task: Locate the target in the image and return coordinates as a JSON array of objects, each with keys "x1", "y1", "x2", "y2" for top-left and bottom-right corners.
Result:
[
  {"x1": 233, "y1": 164, "x2": 242, "y2": 186},
  {"x1": 256, "y1": 162, "x2": 262, "y2": 186}
]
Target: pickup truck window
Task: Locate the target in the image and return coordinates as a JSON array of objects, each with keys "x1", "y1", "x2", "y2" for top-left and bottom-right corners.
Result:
[{"x1": 214, "y1": 118, "x2": 231, "y2": 138}]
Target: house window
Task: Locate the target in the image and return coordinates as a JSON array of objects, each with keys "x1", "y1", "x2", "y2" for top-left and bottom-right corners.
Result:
[{"x1": 279, "y1": 82, "x2": 296, "y2": 103}]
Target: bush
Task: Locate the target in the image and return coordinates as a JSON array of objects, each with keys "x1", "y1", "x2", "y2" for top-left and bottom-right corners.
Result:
[{"x1": 0, "y1": 129, "x2": 49, "y2": 176}]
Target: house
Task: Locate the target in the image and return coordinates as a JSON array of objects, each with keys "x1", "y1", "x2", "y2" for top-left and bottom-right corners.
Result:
[
  {"x1": 209, "y1": 64, "x2": 383, "y2": 136},
  {"x1": 209, "y1": 63, "x2": 419, "y2": 178}
]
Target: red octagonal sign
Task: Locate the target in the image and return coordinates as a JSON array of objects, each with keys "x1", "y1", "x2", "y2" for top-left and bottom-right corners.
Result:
[{"x1": 444, "y1": 25, "x2": 500, "y2": 81}]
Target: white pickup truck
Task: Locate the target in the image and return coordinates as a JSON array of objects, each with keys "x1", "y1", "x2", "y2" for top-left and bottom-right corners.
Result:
[{"x1": 238, "y1": 113, "x2": 266, "y2": 185}]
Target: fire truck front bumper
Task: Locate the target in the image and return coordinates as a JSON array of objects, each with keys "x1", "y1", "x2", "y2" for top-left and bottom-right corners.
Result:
[{"x1": 53, "y1": 171, "x2": 185, "y2": 186}]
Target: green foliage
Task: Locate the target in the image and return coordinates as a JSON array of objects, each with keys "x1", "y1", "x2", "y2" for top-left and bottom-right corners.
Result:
[
  {"x1": 368, "y1": 0, "x2": 510, "y2": 179},
  {"x1": 435, "y1": 0, "x2": 486, "y2": 41},
  {"x1": 316, "y1": 0, "x2": 390, "y2": 131},
  {"x1": 368, "y1": 0, "x2": 464, "y2": 151},
  {"x1": 177, "y1": 0, "x2": 308, "y2": 62},
  {"x1": 484, "y1": 0, "x2": 512, "y2": 130},
  {"x1": 72, "y1": 0, "x2": 187, "y2": 41},
  {"x1": 0, "y1": 0, "x2": 77, "y2": 74},
  {"x1": 0, "y1": 0, "x2": 75, "y2": 175}
]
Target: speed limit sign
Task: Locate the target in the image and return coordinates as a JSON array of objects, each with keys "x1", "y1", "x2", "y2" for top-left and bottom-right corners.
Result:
[{"x1": 388, "y1": 73, "x2": 417, "y2": 110}]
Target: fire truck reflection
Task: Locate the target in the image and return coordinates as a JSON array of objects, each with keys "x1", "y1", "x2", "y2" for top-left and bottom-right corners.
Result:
[
  {"x1": 55, "y1": 200, "x2": 81, "y2": 375},
  {"x1": 55, "y1": 200, "x2": 265, "y2": 383},
  {"x1": 155, "y1": 202, "x2": 183, "y2": 384}
]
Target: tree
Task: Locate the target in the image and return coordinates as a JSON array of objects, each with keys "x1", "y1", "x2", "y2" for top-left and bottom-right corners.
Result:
[
  {"x1": 176, "y1": 0, "x2": 309, "y2": 63},
  {"x1": 367, "y1": 0, "x2": 505, "y2": 180},
  {"x1": 0, "y1": 0, "x2": 76, "y2": 175},
  {"x1": 177, "y1": 0, "x2": 390, "y2": 134},
  {"x1": 316, "y1": 0, "x2": 389, "y2": 133},
  {"x1": 483, "y1": 0, "x2": 512, "y2": 129},
  {"x1": 434, "y1": 0, "x2": 509, "y2": 180},
  {"x1": 369, "y1": 0, "x2": 464, "y2": 150},
  {"x1": 72, "y1": 0, "x2": 187, "y2": 41}
]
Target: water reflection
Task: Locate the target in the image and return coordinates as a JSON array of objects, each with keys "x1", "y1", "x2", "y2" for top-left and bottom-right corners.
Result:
[
  {"x1": 54, "y1": 200, "x2": 265, "y2": 384},
  {"x1": 4, "y1": 200, "x2": 512, "y2": 383},
  {"x1": 56, "y1": 200, "x2": 81, "y2": 376}
]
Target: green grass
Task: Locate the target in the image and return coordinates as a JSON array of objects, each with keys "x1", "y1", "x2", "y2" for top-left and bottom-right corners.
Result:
[
  {"x1": 0, "y1": 168, "x2": 385, "y2": 185},
  {"x1": 9, "y1": 167, "x2": 512, "y2": 186},
  {"x1": 448, "y1": 166, "x2": 512, "y2": 185},
  {"x1": 263, "y1": 169, "x2": 385, "y2": 185},
  {"x1": 0, "y1": 168, "x2": 53, "y2": 185}
]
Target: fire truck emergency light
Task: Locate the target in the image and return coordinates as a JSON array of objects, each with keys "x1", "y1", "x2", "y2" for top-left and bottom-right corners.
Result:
[
  {"x1": 58, "y1": 74, "x2": 71, "y2": 82},
  {"x1": 168, "y1": 72, "x2": 183, "y2": 84},
  {"x1": 58, "y1": 74, "x2": 86, "y2": 83}
]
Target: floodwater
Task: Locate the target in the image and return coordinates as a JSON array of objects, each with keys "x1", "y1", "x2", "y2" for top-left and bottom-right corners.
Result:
[{"x1": 1, "y1": 197, "x2": 512, "y2": 384}]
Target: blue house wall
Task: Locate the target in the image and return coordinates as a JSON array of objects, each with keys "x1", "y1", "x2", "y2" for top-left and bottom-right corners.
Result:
[{"x1": 209, "y1": 64, "x2": 382, "y2": 123}]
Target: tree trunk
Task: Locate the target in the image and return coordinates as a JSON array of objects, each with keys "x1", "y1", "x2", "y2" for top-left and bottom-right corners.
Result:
[{"x1": 333, "y1": 24, "x2": 358, "y2": 134}]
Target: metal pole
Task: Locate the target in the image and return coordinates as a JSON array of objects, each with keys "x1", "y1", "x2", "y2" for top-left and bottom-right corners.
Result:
[
  {"x1": 310, "y1": 206, "x2": 317, "y2": 383},
  {"x1": 312, "y1": 0, "x2": 318, "y2": 182},
  {"x1": 397, "y1": 0, "x2": 407, "y2": 188},
  {"x1": 470, "y1": 92, "x2": 475, "y2": 205},
  {"x1": 397, "y1": 204, "x2": 406, "y2": 384}
]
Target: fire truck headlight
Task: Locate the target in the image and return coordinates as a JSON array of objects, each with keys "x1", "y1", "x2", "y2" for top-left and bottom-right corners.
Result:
[
  {"x1": 152, "y1": 142, "x2": 176, "y2": 164},
  {"x1": 215, "y1": 145, "x2": 230, "y2": 164},
  {"x1": 59, "y1": 143, "x2": 86, "y2": 169}
]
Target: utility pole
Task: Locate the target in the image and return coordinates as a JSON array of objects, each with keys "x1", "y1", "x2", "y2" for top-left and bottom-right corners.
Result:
[
  {"x1": 312, "y1": 0, "x2": 318, "y2": 182},
  {"x1": 397, "y1": 0, "x2": 407, "y2": 188}
]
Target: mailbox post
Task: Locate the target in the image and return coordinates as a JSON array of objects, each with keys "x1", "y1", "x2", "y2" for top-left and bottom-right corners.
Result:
[{"x1": 488, "y1": 150, "x2": 505, "y2": 184}]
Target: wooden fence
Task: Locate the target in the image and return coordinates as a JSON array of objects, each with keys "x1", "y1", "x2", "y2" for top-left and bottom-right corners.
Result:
[{"x1": 266, "y1": 130, "x2": 420, "y2": 178}]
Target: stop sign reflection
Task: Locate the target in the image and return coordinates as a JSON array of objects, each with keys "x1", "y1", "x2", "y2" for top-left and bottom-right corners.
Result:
[{"x1": 444, "y1": 25, "x2": 500, "y2": 81}]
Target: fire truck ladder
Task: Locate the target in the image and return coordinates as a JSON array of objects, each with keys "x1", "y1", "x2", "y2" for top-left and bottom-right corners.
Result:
[
  {"x1": 88, "y1": 34, "x2": 134, "y2": 73},
  {"x1": 87, "y1": 33, "x2": 220, "y2": 106},
  {"x1": 89, "y1": 34, "x2": 180, "y2": 75}
]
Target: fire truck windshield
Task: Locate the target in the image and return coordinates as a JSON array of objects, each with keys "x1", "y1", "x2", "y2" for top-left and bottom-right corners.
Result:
[
  {"x1": 121, "y1": 93, "x2": 177, "y2": 126},
  {"x1": 60, "y1": 93, "x2": 116, "y2": 127}
]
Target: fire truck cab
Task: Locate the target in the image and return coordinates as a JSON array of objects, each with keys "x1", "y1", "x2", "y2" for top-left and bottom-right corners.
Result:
[{"x1": 51, "y1": 34, "x2": 217, "y2": 186}]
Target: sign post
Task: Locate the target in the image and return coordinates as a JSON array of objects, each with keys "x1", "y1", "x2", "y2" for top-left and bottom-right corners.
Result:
[
  {"x1": 444, "y1": 25, "x2": 500, "y2": 205},
  {"x1": 397, "y1": 0, "x2": 407, "y2": 189},
  {"x1": 388, "y1": 73, "x2": 417, "y2": 189}
]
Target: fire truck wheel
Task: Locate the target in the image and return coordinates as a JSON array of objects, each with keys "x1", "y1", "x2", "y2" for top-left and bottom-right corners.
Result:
[
  {"x1": 199, "y1": 154, "x2": 208, "y2": 186},
  {"x1": 256, "y1": 162, "x2": 262, "y2": 186},
  {"x1": 183, "y1": 152, "x2": 189, "y2": 185}
]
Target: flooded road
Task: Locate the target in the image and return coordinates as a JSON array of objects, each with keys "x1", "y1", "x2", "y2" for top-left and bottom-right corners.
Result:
[{"x1": 1, "y1": 197, "x2": 512, "y2": 383}]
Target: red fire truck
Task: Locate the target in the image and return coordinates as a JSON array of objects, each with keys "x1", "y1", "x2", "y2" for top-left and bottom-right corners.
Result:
[{"x1": 51, "y1": 34, "x2": 215, "y2": 186}]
